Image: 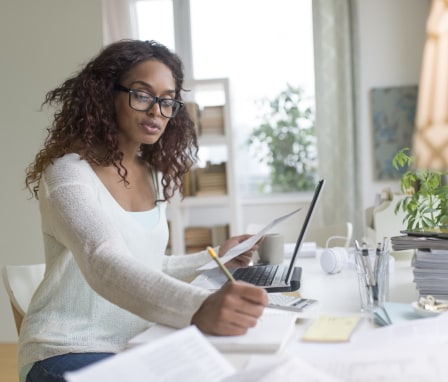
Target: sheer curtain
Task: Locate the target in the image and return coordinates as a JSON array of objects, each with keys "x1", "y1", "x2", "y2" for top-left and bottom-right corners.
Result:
[
  {"x1": 312, "y1": 0, "x2": 362, "y2": 240},
  {"x1": 102, "y1": 0, "x2": 138, "y2": 45}
]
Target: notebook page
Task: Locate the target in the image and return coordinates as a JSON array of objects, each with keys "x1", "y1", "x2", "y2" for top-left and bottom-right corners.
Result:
[
  {"x1": 129, "y1": 308, "x2": 298, "y2": 353},
  {"x1": 65, "y1": 326, "x2": 234, "y2": 382}
]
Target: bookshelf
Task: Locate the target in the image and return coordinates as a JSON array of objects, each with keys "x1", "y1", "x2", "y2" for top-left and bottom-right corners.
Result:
[{"x1": 167, "y1": 78, "x2": 242, "y2": 254}]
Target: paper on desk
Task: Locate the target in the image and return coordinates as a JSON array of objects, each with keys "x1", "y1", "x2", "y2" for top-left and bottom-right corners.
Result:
[
  {"x1": 303, "y1": 342, "x2": 448, "y2": 382},
  {"x1": 198, "y1": 208, "x2": 302, "y2": 270},
  {"x1": 301, "y1": 315, "x2": 361, "y2": 343},
  {"x1": 237, "y1": 314, "x2": 448, "y2": 382},
  {"x1": 65, "y1": 326, "x2": 235, "y2": 382},
  {"x1": 354, "y1": 310, "x2": 448, "y2": 347},
  {"x1": 224, "y1": 356, "x2": 342, "y2": 382},
  {"x1": 242, "y1": 343, "x2": 448, "y2": 382},
  {"x1": 129, "y1": 308, "x2": 298, "y2": 353}
]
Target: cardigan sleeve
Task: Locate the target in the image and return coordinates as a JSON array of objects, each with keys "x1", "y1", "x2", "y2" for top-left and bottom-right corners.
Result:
[
  {"x1": 41, "y1": 158, "x2": 210, "y2": 329},
  {"x1": 162, "y1": 249, "x2": 218, "y2": 280}
]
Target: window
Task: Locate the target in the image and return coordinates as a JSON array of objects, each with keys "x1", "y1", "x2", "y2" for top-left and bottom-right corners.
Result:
[
  {"x1": 137, "y1": 0, "x2": 316, "y2": 196},
  {"x1": 136, "y1": 0, "x2": 175, "y2": 50}
]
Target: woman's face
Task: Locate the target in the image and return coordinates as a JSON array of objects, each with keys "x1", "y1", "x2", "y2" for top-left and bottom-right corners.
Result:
[{"x1": 114, "y1": 59, "x2": 176, "y2": 150}]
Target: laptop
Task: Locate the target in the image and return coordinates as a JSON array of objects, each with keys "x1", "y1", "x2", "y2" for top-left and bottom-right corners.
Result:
[
  {"x1": 231, "y1": 179, "x2": 325, "y2": 292},
  {"x1": 191, "y1": 179, "x2": 325, "y2": 292}
]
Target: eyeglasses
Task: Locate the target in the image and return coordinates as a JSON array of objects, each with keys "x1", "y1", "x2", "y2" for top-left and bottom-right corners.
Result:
[{"x1": 114, "y1": 84, "x2": 184, "y2": 118}]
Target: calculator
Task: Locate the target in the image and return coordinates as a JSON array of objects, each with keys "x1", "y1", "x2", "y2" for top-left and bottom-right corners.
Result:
[{"x1": 268, "y1": 293, "x2": 317, "y2": 312}]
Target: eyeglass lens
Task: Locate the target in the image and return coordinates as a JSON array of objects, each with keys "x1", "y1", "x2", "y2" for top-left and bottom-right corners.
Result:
[{"x1": 130, "y1": 90, "x2": 181, "y2": 118}]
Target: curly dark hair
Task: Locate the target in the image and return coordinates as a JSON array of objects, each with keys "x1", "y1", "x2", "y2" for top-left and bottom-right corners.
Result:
[{"x1": 25, "y1": 39, "x2": 198, "y2": 201}]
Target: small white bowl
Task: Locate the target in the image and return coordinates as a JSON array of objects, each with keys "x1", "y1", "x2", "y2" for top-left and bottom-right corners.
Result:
[{"x1": 411, "y1": 301, "x2": 444, "y2": 318}]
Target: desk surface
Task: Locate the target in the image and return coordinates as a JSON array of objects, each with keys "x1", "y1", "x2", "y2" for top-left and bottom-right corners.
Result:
[
  {"x1": 225, "y1": 252, "x2": 418, "y2": 369},
  {"x1": 299, "y1": 252, "x2": 417, "y2": 315}
]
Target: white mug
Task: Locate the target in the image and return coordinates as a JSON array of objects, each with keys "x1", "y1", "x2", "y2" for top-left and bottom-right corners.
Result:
[{"x1": 257, "y1": 233, "x2": 284, "y2": 265}]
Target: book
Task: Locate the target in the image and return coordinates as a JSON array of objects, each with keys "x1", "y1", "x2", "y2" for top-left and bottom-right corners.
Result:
[
  {"x1": 211, "y1": 224, "x2": 230, "y2": 246},
  {"x1": 391, "y1": 234, "x2": 448, "y2": 251},
  {"x1": 184, "y1": 102, "x2": 200, "y2": 135},
  {"x1": 200, "y1": 105, "x2": 225, "y2": 135},
  {"x1": 184, "y1": 227, "x2": 213, "y2": 254}
]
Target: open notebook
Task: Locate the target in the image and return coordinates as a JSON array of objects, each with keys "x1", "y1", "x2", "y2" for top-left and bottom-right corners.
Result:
[{"x1": 128, "y1": 308, "x2": 298, "y2": 353}]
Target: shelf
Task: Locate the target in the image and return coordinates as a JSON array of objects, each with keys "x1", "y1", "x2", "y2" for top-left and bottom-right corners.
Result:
[
  {"x1": 167, "y1": 78, "x2": 241, "y2": 254},
  {"x1": 179, "y1": 195, "x2": 230, "y2": 207},
  {"x1": 198, "y1": 134, "x2": 227, "y2": 146}
]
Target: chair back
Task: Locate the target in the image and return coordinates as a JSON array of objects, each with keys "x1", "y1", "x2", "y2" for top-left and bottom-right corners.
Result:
[{"x1": 2, "y1": 264, "x2": 45, "y2": 334}]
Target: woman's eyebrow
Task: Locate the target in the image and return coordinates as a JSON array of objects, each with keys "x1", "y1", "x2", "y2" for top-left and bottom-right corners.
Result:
[{"x1": 129, "y1": 80, "x2": 176, "y2": 95}]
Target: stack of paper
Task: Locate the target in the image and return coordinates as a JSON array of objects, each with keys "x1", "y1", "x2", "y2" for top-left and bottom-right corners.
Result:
[
  {"x1": 413, "y1": 248, "x2": 448, "y2": 299},
  {"x1": 391, "y1": 234, "x2": 448, "y2": 299}
]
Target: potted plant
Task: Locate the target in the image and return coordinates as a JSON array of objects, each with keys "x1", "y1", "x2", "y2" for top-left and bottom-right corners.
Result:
[
  {"x1": 392, "y1": 147, "x2": 448, "y2": 229},
  {"x1": 247, "y1": 84, "x2": 318, "y2": 193}
]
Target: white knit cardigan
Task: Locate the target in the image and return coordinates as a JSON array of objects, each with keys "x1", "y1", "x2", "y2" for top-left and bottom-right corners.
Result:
[{"x1": 18, "y1": 154, "x2": 211, "y2": 371}]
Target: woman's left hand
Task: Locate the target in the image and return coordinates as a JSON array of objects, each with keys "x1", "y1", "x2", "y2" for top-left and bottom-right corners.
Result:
[{"x1": 218, "y1": 234, "x2": 261, "y2": 269}]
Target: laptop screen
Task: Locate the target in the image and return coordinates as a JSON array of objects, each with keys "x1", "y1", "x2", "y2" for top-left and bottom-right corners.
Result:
[{"x1": 285, "y1": 179, "x2": 325, "y2": 283}]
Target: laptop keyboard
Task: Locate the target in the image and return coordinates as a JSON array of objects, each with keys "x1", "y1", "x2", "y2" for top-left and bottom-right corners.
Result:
[{"x1": 233, "y1": 265, "x2": 280, "y2": 286}]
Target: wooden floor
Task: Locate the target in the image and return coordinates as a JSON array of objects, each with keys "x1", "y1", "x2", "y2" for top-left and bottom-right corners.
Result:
[{"x1": 0, "y1": 343, "x2": 19, "y2": 382}]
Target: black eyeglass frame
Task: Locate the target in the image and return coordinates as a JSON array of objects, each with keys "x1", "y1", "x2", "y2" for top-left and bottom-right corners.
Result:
[{"x1": 114, "y1": 84, "x2": 184, "y2": 118}]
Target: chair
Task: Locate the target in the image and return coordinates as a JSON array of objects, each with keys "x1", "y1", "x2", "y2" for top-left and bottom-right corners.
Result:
[
  {"x1": 305, "y1": 222, "x2": 353, "y2": 248},
  {"x1": 2, "y1": 264, "x2": 45, "y2": 334}
]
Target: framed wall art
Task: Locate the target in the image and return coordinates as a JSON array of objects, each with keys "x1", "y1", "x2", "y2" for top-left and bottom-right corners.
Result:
[{"x1": 370, "y1": 85, "x2": 418, "y2": 180}]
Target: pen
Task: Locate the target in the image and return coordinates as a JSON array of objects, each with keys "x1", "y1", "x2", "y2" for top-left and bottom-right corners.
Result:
[
  {"x1": 354, "y1": 240, "x2": 366, "y2": 275},
  {"x1": 207, "y1": 247, "x2": 236, "y2": 282},
  {"x1": 361, "y1": 243, "x2": 375, "y2": 285},
  {"x1": 361, "y1": 242, "x2": 378, "y2": 302},
  {"x1": 373, "y1": 242, "x2": 382, "y2": 281}
]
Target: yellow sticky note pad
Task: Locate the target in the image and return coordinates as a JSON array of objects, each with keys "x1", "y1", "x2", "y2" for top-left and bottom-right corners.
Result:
[{"x1": 301, "y1": 315, "x2": 361, "y2": 342}]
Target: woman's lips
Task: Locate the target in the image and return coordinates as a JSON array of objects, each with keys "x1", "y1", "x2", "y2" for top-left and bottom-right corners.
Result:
[{"x1": 140, "y1": 120, "x2": 161, "y2": 134}]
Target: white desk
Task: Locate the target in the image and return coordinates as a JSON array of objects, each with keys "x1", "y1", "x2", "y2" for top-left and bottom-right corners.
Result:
[
  {"x1": 75, "y1": 252, "x2": 446, "y2": 382},
  {"x1": 224, "y1": 252, "x2": 418, "y2": 369},
  {"x1": 299, "y1": 252, "x2": 417, "y2": 315}
]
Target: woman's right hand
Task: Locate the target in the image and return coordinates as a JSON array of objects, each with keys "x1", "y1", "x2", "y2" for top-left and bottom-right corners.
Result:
[{"x1": 191, "y1": 281, "x2": 268, "y2": 336}]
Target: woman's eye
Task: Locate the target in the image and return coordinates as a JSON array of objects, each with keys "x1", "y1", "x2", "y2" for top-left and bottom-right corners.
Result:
[
  {"x1": 134, "y1": 92, "x2": 151, "y2": 103},
  {"x1": 160, "y1": 99, "x2": 174, "y2": 107}
]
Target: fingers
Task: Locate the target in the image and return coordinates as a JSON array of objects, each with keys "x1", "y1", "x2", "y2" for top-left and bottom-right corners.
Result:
[
  {"x1": 223, "y1": 281, "x2": 268, "y2": 308},
  {"x1": 231, "y1": 234, "x2": 253, "y2": 243},
  {"x1": 191, "y1": 281, "x2": 268, "y2": 336},
  {"x1": 226, "y1": 252, "x2": 253, "y2": 269}
]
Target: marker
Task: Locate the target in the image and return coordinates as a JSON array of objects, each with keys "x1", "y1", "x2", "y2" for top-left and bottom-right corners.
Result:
[
  {"x1": 207, "y1": 247, "x2": 235, "y2": 282},
  {"x1": 373, "y1": 242, "x2": 382, "y2": 281}
]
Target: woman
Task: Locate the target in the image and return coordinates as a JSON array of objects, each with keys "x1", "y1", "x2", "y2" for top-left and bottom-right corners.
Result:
[{"x1": 20, "y1": 39, "x2": 267, "y2": 382}]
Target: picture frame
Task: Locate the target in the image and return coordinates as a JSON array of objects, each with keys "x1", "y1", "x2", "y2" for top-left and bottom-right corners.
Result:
[{"x1": 370, "y1": 85, "x2": 418, "y2": 180}]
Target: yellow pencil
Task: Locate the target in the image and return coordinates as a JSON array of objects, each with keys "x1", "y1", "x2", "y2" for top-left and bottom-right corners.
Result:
[{"x1": 207, "y1": 246, "x2": 236, "y2": 282}]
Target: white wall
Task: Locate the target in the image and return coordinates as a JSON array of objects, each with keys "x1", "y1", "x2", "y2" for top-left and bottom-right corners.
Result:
[
  {"x1": 0, "y1": 1, "x2": 103, "y2": 342},
  {"x1": 356, "y1": 0, "x2": 430, "y2": 209}
]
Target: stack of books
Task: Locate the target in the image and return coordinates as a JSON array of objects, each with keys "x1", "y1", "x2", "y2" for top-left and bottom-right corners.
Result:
[
  {"x1": 195, "y1": 162, "x2": 227, "y2": 196},
  {"x1": 183, "y1": 103, "x2": 225, "y2": 136},
  {"x1": 185, "y1": 227, "x2": 212, "y2": 253},
  {"x1": 182, "y1": 162, "x2": 228, "y2": 197},
  {"x1": 412, "y1": 248, "x2": 448, "y2": 299},
  {"x1": 184, "y1": 224, "x2": 229, "y2": 254},
  {"x1": 184, "y1": 102, "x2": 200, "y2": 136},
  {"x1": 199, "y1": 105, "x2": 225, "y2": 135},
  {"x1": 391, "y1": 231, "x2": 448, "y2": 299}
]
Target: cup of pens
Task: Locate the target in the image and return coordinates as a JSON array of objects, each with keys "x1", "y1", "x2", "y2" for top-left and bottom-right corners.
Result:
[{"x1": 355, "y1": 239, "x2": 390, "y2": 313}]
